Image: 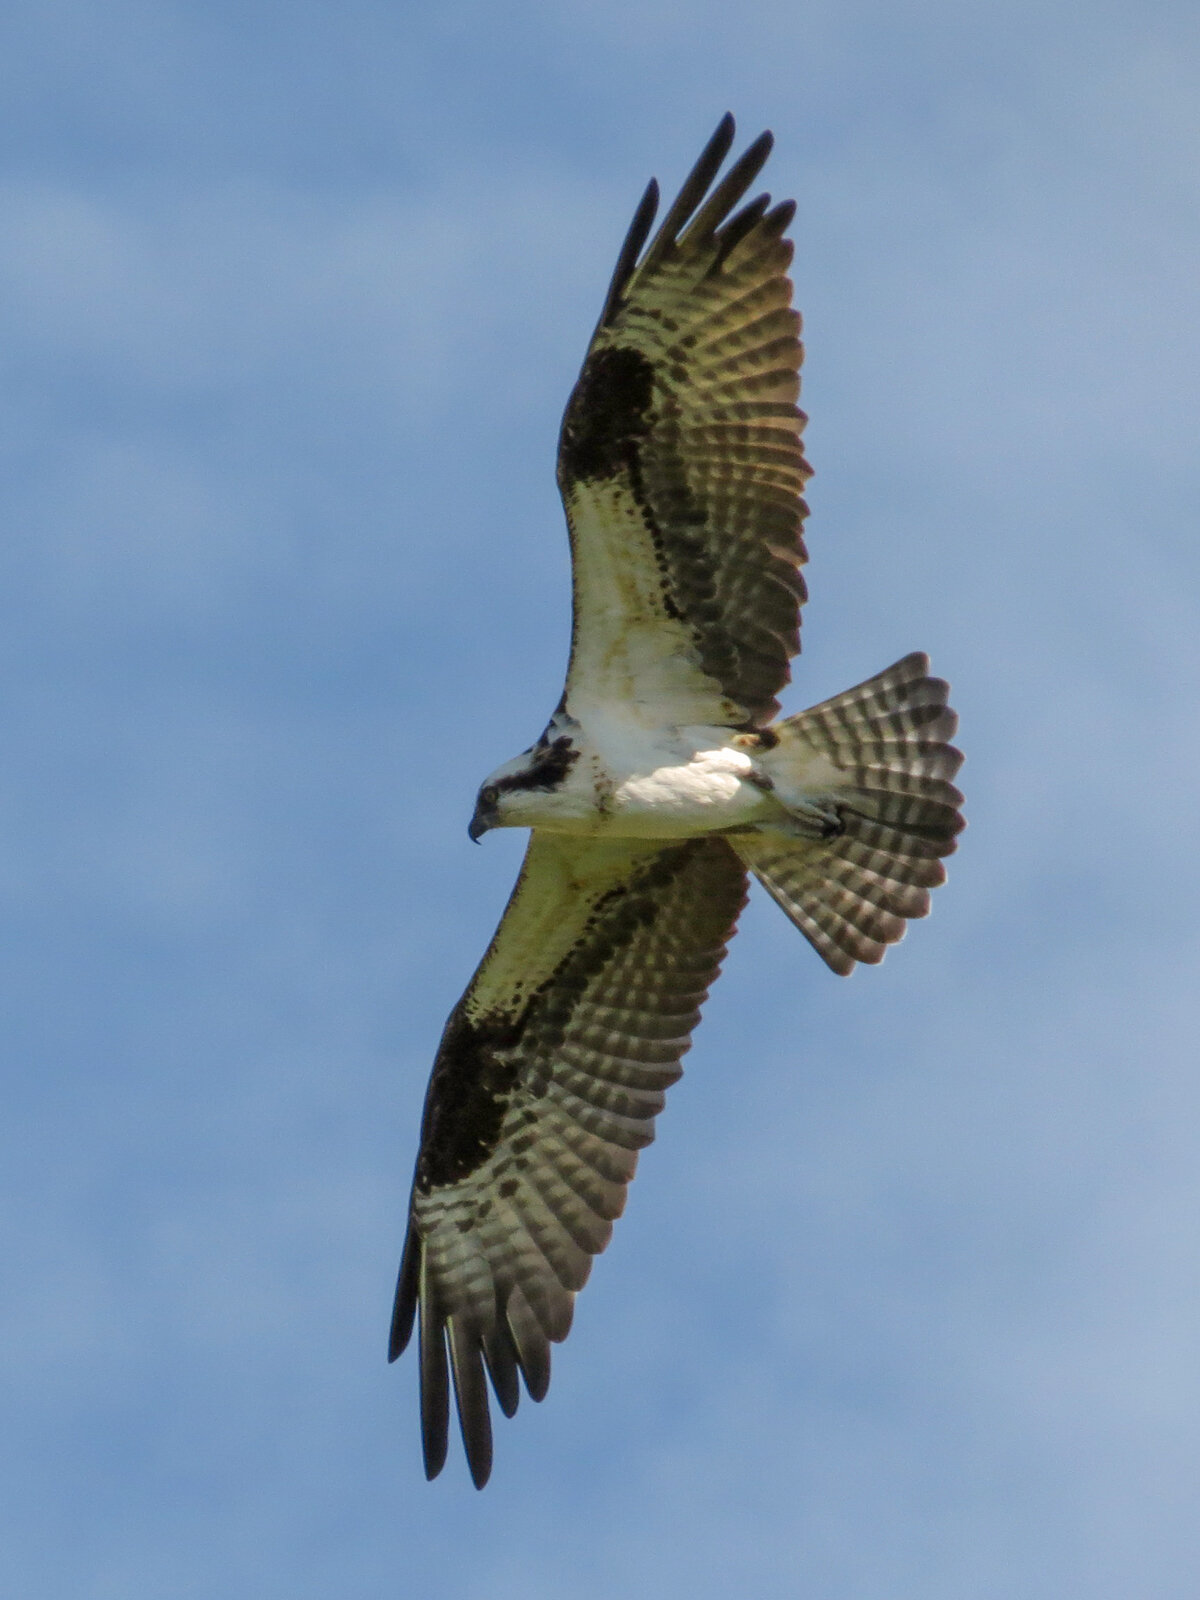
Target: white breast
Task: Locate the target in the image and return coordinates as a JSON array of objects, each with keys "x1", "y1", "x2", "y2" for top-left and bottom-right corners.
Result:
[{"x1": 588, "y1": 712, "x2": 777, "y2": 838}]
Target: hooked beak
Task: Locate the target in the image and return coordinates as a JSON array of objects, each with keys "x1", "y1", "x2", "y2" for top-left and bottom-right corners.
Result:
[{"x1": 467, "y1": 805, "x2": 493, "y2": 844}]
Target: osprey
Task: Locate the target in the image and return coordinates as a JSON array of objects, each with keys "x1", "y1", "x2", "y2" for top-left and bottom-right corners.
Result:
[{"x1": 390, "y1": 116, "x2": 963, "y2": 1487}]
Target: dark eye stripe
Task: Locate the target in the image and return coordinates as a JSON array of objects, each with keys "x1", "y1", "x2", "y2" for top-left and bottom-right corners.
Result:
[{"x1": 494, "y1": 737, "x2": 579, "y2": 795}]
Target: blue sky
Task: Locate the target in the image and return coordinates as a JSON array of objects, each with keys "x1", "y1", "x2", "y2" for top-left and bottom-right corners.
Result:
[{"x1": 4, "y1": 2, "x2": 1200, "y2": 1595}]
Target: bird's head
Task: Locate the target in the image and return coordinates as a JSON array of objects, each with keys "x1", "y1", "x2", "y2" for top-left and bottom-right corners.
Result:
[
  {"x1": 467, "y1": 736, "x2": 581, "y2": 842},
  {"x1": 467, "y1": 777, "x2": 504, "y2": 842}
]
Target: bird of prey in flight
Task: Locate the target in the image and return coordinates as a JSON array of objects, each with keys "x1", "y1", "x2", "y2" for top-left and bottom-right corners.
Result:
[{"x1": 389, "y1": 115, "x2": 963, "y2": 1488}]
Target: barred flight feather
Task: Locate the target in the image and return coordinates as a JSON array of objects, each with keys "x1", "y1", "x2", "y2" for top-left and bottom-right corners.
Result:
[
  {"x1": 391, "y1": 833, "x2": 747, "y2": 1487},
  {"x1": 559, "y1": 115, "x2": 810, "y2": 728}
]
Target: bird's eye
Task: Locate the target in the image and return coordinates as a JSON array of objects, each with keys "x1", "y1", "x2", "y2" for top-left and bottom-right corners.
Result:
[{"x1": 480, "y1": 785, "x2": 500, "y2": 806}]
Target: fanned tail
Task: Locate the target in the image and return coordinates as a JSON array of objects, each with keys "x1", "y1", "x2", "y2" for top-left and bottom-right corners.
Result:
[{"x1": 734, "y1": 653, "x2": 964, "y2": 974}]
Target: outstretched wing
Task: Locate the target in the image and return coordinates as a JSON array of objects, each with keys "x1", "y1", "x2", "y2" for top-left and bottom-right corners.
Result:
[
  {"x1": 389, "y1": 832, "x2": 747, "y2": 1488},
  {"x1": 558, "y1": 114, "x2": 811, "y2": 730}
]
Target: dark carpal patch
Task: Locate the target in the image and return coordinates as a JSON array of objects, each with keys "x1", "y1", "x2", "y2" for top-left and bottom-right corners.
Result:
[
  {"x1": 558, "y1": 345, "x2": 656, "y2": 483},
  {"x1": 562, "y1": 343, "x2": 763, "y2": 665},
  {"x1": 561, "y1": 344, "x2": 718, "y2": 633},
  {"x1": 415, "y1": 1006, "x2": 529, "y2": 1191},
  {"x1": 415, "y1": 846, "x2": 697, "y2": 1192}
]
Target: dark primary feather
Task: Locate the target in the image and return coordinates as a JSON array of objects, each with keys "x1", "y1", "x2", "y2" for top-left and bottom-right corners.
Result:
[
  {"x1": 637, "y1": 113, "x2": 739, "y2": 273},
  {"x1": 594, "y1": 177, "x2": 660, "y2": 334},
  {"x1": 390, "y1": 834, "x2": 747, "y2": 1487},
  {"x1": 558, "y1": 114, "x2": 811, "y2": 727}
]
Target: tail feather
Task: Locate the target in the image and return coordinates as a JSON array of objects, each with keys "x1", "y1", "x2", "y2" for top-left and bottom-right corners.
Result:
[{"x1": 734, "y1": 653, "x2": 964, "y2": 974}]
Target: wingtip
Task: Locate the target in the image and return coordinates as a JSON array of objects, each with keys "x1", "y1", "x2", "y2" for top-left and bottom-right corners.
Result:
[
  {"x1": 765, "y1": 196, "x2": 795, "y2": 233},
  {"x1": 418, "y1": 1267, "x2": 451, "y2": 1480},
  {"x1": 703, "y1": 112, "x2": 738, "y2": 175},
  {"x1": 387, "y1": 1218, "x2": 421, "y2": 1360},
  {"x1": 714, "y1": 113, "x2": 776, "y2": 154},
  {"x1": 595, "y1": 173, "x2": 662, "y2": 329}
]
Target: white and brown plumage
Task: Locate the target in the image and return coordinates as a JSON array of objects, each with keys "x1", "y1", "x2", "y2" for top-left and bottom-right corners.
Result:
[{"x1": 390, "y1": 116, "x2": 964, "y2": 1487}]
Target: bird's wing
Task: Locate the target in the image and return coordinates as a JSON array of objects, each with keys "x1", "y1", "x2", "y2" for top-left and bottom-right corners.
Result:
[
  {"x1": 557, "y1": 114, "x2": 811, "y2": 730},
  {"x1": 389, "y1": 830, "x2": 747, "y2": 1487}
]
